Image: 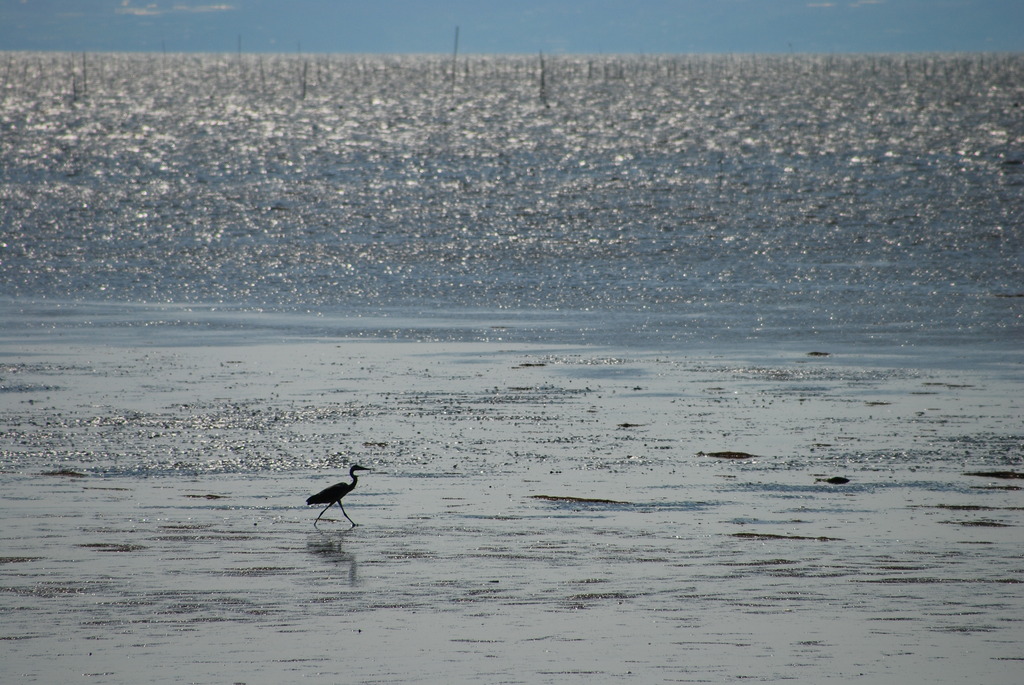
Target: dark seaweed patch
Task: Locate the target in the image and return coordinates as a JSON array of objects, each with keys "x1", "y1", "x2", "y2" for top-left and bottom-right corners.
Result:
[
  {"x1": 964, "y1": 471, "x2": 1024, "y2": 479},
  {"x1": 699, "y1": 451, "x2": 759, "y2": 459},
  {"x1": 530, "y1": 495, "x2": 631, "y2": 505},
  {"x1": 730, "y1": 532, "x2": 843, "y2": 541},
  {"x1": 78, "y1": 543, "x2": 147, "y2": 552}
]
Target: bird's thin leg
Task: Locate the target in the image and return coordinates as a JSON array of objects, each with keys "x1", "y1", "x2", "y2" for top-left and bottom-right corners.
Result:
[
  {"x1": 338, "y1": 500, "x2": 357, "y2": 528},
  {"x1": 313, "y1": 502, "x2": 333, "y2": 526}
]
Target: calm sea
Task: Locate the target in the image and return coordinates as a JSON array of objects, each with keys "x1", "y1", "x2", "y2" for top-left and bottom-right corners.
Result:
[{"x1": 1, "y1": 53, "x2": 1021, "y2": 353}]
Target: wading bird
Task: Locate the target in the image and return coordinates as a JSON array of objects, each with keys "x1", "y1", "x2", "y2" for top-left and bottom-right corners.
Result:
[{"x1": 306, "y1": 465, "x2": 371, "y2": 527}]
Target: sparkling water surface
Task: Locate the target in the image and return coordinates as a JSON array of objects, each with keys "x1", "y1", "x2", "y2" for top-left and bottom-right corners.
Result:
[{"x1": 2, "y1": 53, "x2": 1022, "y2": 350}]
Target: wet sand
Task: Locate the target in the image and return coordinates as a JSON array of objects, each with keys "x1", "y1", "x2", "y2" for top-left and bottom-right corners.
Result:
[{"x1": 2, "y1": 339, "x2": 1022, "y2": 683}]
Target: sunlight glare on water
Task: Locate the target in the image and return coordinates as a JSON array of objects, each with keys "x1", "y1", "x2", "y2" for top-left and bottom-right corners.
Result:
[{"x1": 1, "y1": 53, "x2": 1022, "y2": 349}]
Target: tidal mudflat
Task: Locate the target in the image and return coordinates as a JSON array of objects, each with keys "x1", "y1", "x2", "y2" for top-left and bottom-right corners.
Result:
[
  {"x1": 2, "y1": 339, "x2": 1021, "y2": 684},
  {"x1": 4, "y1": 51, "x2": 1022, "y2": 683}
]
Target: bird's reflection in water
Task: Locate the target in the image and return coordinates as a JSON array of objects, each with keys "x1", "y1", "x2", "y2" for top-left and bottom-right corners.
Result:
[{"x1": 307, "y1": 532, "x2": 359, "y2": 584}]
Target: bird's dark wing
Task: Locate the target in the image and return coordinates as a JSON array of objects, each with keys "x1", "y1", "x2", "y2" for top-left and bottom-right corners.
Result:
[{"x1": 306, "y1": 481, "x2": 351, "y2": 505}]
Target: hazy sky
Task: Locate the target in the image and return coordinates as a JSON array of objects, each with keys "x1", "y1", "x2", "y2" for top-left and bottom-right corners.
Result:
[{"x1": 1, "y1": 0, "x2": 1021, "y2": 54}]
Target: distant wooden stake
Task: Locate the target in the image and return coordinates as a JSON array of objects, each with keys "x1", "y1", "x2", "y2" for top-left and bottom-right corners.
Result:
[
  {"x1": 450, "y1": 25, "x2": 459, "y2": 101},
  {"x1": 539, "y1": 51, "x2": 548, "y2": 106}
]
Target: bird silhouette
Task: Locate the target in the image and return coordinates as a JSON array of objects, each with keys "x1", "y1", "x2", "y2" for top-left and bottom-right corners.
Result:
[{"x1": 306, "y1": 464, "x2": 371, "y2": 527}]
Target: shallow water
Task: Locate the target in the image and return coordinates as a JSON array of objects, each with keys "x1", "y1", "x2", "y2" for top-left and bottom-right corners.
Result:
[
  {"x1": 2, "y1": 52, "x2": 1023, "y2": 683},
  {"x1": 2, "y1": 342, "x2": 1022, "y2": 683},
  {"x1": 2, "y1": 53, "x2": 1023, "y2": 349}
]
